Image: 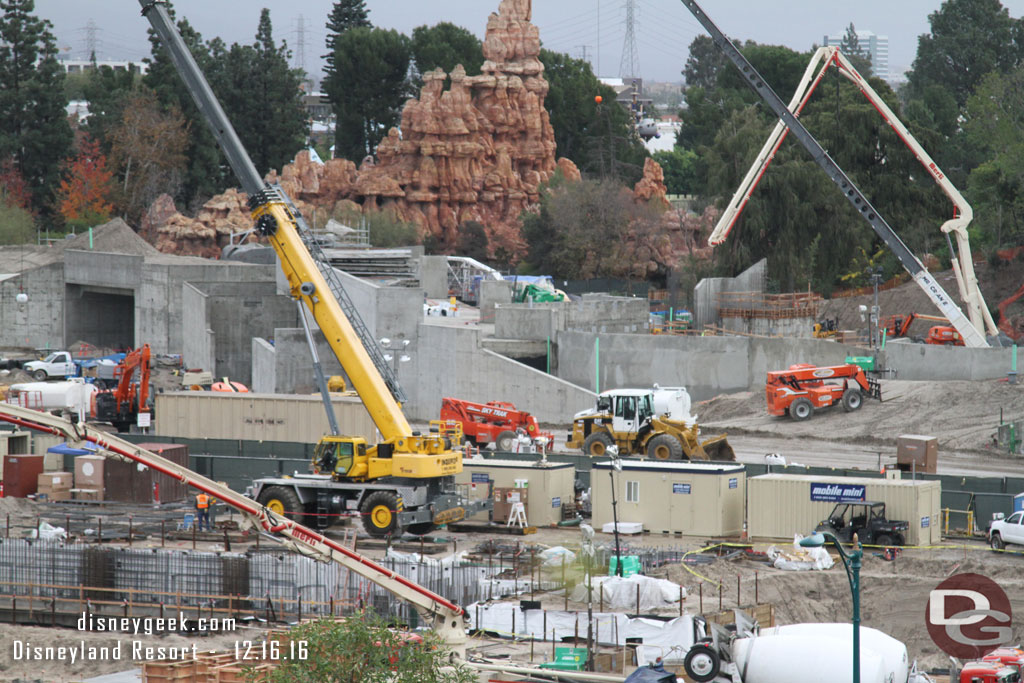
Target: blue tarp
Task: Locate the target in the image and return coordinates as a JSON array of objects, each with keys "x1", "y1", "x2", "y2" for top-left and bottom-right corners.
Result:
[{"x1": 46, "y1": 442, "x2": 100, "y2": 456}]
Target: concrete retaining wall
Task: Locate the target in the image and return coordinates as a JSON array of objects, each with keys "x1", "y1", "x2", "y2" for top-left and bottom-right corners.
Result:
[
  {"x1": 881, "y1": 342, "x2": 1022, "y2": 381},
  {"x1": 410, "y1": 323, "x2": 595, "y2": 422},
  {"x1": 557, "y1": 331, "x2": 872, "y2": 400},
  {"x1": 693, "y1": 259, "x2": 766, "y2": 330},
  {"x1": 494, "y1": 295, "x2": 649, "y2": 341},
  {"x1": 181, "y1": 283, "x2": 214, "y2": 374}
]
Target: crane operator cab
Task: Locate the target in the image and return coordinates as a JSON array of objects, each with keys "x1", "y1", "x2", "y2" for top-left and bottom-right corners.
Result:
[{"x1": 314, "y1": 436, "x2": 371, "y2": 480}]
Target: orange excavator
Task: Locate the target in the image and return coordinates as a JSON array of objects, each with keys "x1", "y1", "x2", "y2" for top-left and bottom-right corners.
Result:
[
  {"x1": 92, "y1": 344, "x2": 151, "y2": 432},
  {"x1": 884, "y1": 313, "x2": 964, "y2": 346}
]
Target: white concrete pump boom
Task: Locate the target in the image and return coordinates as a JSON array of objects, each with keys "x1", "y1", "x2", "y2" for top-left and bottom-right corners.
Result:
[
  {"x1": 684, "y1": 0, "x2": 994, "y2": 349},
  {"x1": 708, "y1": 46, "x2": 998, "y2": 341},
  {"x1": 0, "y1": 403, "x2": 468, "y2": 652}
]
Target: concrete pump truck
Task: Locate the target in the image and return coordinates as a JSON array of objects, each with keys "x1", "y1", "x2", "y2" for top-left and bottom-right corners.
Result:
[{"x1": 137, "y1": 0, "x2": 487, "y2": 538}]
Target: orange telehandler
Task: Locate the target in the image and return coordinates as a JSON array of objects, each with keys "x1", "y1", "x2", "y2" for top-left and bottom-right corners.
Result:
[{"x1": 766, "y1": 363, "x2": 881, "y2": 421}]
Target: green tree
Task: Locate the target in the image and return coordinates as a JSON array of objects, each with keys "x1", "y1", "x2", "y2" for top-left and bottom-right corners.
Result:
[
  {"x1": 0, "y1": 200, "x2": 35, "y2": 244},
  {"x1": 257, "y1": 612, "x2": 476, "y2": 683},
  {"x1": 144, "y1": 13, "x2": 228, "y2": 209},
  {"x1": 0, "y1": 0, "x2": 73, "y2": 211},
  {"x1": 682, "y1": 34, "x2": 729, "y2": 90},
  {"x1": 964, "y1": 67, "x2": 1024, "y2": 247},
  {"x1": 522, "y1": 177, "x2": 662, "y2": 280},
  {"x1": 324, "y1": 0, "x2": 371, "y2": 76},
  {"x1": 410, "y1": 22, "x2": 482, "y2": 85},
  {"x1": 907, "y1": 0, "x2": 1024, "y2": 109},
  {"x1": 82, "y1": 65, "x2": 142, "y2": 155},
  {"x1": 455, "y1": 220, "x2": 490, "y2": 262},
  {"x1": 325, "y1": 27, "x2": 411, "y2": 162},
  {"x1": 233, "y1": 9, "x2": 308, "y2": 176},
  {"x1": 540, "y1": 49, "x2": 647, "y2": 183},
  {"x1": 651, "y1": 148, "x2": 698, "y2": 195},
  {"x1": 838, "y1": 23, "x2": 872, "y2": 76}
]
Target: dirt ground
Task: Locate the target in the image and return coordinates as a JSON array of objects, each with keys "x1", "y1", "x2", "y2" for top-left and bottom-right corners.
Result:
[{"x1": 698, "y1": 378, "x2": 1024, "y2": 455}]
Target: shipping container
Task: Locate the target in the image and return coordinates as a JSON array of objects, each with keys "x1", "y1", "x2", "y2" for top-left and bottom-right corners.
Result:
[
  {"x1": 591, "y1": 461, "x2": 746, "y2": 537},
  {"x1": 154, "y1": 392, "x2": 375, "y2": 443},
  {"x1": 135, "y1": 442, "x2": 189, "y2": 502},
  {"x1": 454, "y1": 459, "x2": 575, "y2": 527},
  {"x1": 747, "y1": 472, "x2": 941, "y2": 545},
  {"x1": 103, "y1": 458, "x2": 153, "y2": 504},
  {"x1": 3, "y1": 454, "x2": 45, "y2": 498}
]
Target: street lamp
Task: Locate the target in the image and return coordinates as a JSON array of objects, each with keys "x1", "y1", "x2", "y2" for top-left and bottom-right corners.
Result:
[
  {"x1": 867, "y1": 267, "x2": 884, "y2": 349},
  {"x1": 799, "y1": 530, "x2": 863, "y2": 683},
  {"x1": 379, "y1": 338, "x2": 411, "y2": 374},
  {"x1": 607, "y1": 445, "x2": 624, "y2": 577}
]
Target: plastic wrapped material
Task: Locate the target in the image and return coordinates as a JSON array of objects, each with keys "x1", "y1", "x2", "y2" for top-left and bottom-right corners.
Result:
[
  {"x1": 29, "y1": 521, "x2": 67, "y2": 541},
  {"x1": 539, "y1": 546, "x2": 576, "y2": 567},
  {"x1": 768, "y1": 534, "x2": 834, "y2": 571},
  {"x1": 569, "y1": 574, "x2": 685, "y2": 611}
]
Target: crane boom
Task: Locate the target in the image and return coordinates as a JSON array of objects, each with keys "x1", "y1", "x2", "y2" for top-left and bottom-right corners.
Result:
[
  {"x1": 707, "y1": 46, "x2": 998, "y2": 340},
  {"x1": 682, "y1": 0, "x2": 991, "y2": 349},
  {"x1": 138, "y1": 0, "x2": 414, "y2": 441},
  {"x1": 0, "y1": 402, "x2": 467, "y2": 650}
]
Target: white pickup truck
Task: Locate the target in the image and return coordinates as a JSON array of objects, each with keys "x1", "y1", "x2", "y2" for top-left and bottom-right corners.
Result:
[
  {"x1": 990, "y1": 510, "x2": 1024, "y2": 550},
  {"x1": 23, "y1": 352, "x2": 77, "y2": 381}
]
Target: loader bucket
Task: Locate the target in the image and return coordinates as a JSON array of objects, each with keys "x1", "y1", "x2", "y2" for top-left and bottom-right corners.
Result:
[{"x1": 699, "y1": 434, "x2": 735, "y2": 462}]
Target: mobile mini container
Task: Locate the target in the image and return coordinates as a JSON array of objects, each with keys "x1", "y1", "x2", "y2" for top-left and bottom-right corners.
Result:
[{"x1": 748, "y1": 473, "x2": 941, "y2": 545}]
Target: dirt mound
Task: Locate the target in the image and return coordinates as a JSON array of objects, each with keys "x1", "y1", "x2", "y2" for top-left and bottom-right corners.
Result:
[{"x1": 698, "y1": 379, "x2": 1024, "y2": 452}]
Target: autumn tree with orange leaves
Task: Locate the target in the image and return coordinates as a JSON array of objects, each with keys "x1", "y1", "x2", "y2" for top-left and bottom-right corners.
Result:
[{"x1": 56, "y1": 136, "x2": 115, "y2": 229}]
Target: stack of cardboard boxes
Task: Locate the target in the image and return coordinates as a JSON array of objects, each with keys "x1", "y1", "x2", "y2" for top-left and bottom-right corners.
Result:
[
  {"x1": 73, "y1": 454, "x2": 105, "y2": 501},
  {"x1": 37, "y1": 472, "x2": 72, "y2": 501}
]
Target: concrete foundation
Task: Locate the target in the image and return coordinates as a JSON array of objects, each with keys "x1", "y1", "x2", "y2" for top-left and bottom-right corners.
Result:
[{"x1": 494, "y1": 295, "x2": 650, "y2": 341}]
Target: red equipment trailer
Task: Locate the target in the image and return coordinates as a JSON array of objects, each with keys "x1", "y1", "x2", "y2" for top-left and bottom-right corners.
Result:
[
  {"x1": 440, "y1": 397, "x2": 554, "y2": 451},
  {"x1": 766, "y1": 363, "x2": 881, "y2": 421}
]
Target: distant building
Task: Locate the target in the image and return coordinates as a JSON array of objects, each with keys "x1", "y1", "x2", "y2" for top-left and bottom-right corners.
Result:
[
  {"x1": 58, "y1": 59, "x2": 148, "y2": 75},
  {"x1": 823, "y1": 29, "x2": 889, "y2": 80}
]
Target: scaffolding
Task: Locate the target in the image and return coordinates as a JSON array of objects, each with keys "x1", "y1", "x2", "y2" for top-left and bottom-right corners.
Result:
[{"x1": 716, "y1": 291, "x2": 822, "y2": 321}]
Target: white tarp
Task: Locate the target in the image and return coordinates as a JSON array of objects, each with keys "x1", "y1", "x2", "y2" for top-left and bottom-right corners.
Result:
[
  {"x1": 468, "y1": 601, "x2": 695, "y2": 656},
  {"x1": 538, "y1": 546, "x2": 576, "y2": 567},
  {"x1": 569, "y1": 574, "x2": 685, "y2": 611},
  {"x1": 768, "y1": 535, "x2": 834, "y2": 571},
  {"x1": 385, "y1": 548, "x2": 468, "y2": 569},
  {"x1": 601, "y1": 521, "x2": 643, "y2": 534}
]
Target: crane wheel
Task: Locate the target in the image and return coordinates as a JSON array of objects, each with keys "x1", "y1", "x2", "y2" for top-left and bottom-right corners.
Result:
[
  {"x1": 583, "y1": 432, "x2": 613, "y2": 456},
  {"x1": 361, "y1": 491, "x2": 401, "y2": 537},
  {"x1": 495, "y1": 430, "x2": 517, "y2": 452},
  {"x1": 258, "y1": 486, "x2": 304, "y2": 521},
  {"x1": 647, "y1": 433, "x2": 682, "y2": 460},
  {"x1": 788, "y1": 397, "x2": 813, "y2": 421},
  {"x1": 841, "y1": 388, "x2": 863, "y2": 412}
]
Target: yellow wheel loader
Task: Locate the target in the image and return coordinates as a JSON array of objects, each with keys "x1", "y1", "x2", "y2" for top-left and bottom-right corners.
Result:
[{"x1": 566, "y1": 388, "x2": 734, "y2": 461}]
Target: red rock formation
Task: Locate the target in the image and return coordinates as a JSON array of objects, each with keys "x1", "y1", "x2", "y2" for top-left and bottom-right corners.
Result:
[
  {"x1": 632, "y1": 158, "x2": 672, "y2": 211},
  {"x1": 139, "y1": 0, "x2": 581, "y2": 260}
]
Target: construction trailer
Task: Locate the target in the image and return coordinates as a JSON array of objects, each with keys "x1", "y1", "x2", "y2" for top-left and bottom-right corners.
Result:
[
  {"x1": 590, "y1": 460, "x2": 746, "y2": 536},
  {"x1": 153, "y1": 391, "x2": 375, "y2": 443},
  {"x1": 747, "y1": 472, "x2": 941, "y2": 545},
  {"x1": 0, "y1": 431, "x2": 31, "y2": 476},
  {"x1": 454, "y1": 458, "x2": 576, "y2": 527}
]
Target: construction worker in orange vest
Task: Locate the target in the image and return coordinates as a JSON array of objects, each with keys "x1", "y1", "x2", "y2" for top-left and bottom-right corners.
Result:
[{"x1": 195, "y1": 492, "x2": 211, "y2": 532}]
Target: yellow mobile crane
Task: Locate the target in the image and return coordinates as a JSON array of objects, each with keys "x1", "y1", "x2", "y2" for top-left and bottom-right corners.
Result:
[{"x1": 138, "y1": 0, "x2": 485, "y2": 537}]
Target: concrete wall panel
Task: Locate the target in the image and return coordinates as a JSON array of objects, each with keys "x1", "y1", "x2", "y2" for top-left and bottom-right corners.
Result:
[{"x1": 181, "y1": 283, "x2": 213, "y2": 373}]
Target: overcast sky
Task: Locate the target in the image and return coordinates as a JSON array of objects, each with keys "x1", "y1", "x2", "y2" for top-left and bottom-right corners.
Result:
[{"x1": 35, "y1": 0, "x2": 1024, "y2": 83}]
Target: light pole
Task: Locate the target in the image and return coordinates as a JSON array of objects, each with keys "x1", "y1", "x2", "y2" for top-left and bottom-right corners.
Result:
[
  {"x1": 800, "y1": 530, "x2": 862, "y2": 683},
  {"x1": 868, "y1": 267, "x2": 884, "y2": 349},
  {"x1": 379, "y1": 337, "x2": 411, "y2": 375},
  {"x1": 607, "y1": 445, "x2": 624, "y2": 577}
]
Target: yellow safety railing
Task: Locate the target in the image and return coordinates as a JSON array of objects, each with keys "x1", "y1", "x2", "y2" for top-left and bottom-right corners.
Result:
[{"x1": 942, "y1": 507, "x2": 975, "y2": 537}]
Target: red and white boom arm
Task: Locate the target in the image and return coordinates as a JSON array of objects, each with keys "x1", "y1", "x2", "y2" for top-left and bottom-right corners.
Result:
[
  {"x1": 0, "y1": 403, "x2": 467, "y2": 652},
  {"x1": 707, "y1": 46, "x2": 997, "y2": 343}
]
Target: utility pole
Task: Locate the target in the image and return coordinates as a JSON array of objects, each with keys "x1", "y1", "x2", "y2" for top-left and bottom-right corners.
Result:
[{"x1": 619, "y1": 0, "x2": 640, "y2": 79}]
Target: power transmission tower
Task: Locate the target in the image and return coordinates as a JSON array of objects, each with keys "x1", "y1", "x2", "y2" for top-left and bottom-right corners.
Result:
[
  {"x1": 577, "y1": 44, "x2": 592, "y2": 67},
  {"x1": 294, "y1": 14, "x2": 307, "y2": 75},
  {"x1": 85, "y1": 19, "x2": 98, "y2": 61},
  {"x1": 619, "y1": 0, "x2": 640, "y2": 79}
]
